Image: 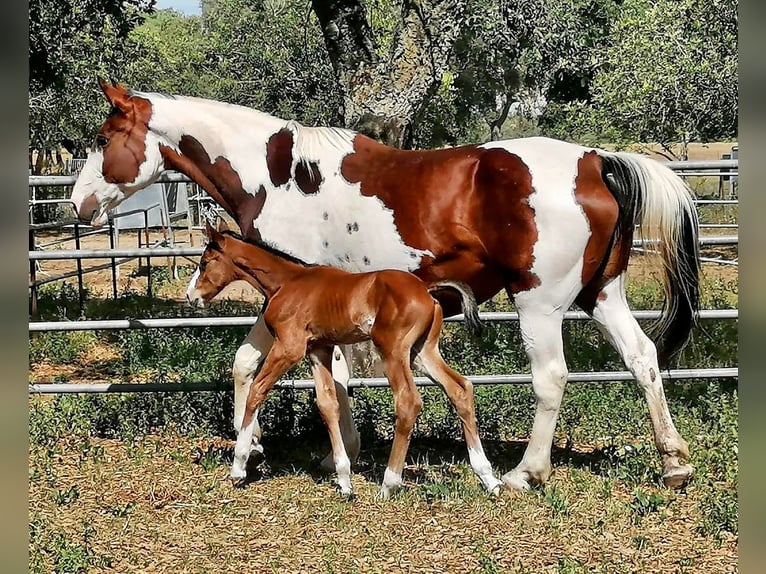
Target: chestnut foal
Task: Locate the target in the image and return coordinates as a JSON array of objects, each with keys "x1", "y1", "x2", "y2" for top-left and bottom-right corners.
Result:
[{"x1": 186, "y1": 222, "x2": 502, "y2": 499}]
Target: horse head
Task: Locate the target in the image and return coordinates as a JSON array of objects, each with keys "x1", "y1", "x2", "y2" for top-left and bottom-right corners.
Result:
[
  {"x1": 185, "y1": 220, "x2": 237, "y2": 307},
  {"x1": 70, "y1": 80, "x2": 166, "y2": 226}
]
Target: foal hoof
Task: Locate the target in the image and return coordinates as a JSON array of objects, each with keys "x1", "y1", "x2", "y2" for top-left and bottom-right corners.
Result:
[{"x1": 662, "y1": 464, "x2": 694, "y2": 489}]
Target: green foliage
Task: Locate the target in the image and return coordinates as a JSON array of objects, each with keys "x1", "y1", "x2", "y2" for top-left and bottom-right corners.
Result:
[
  {"x1": 29, "y1": 514, "x2": 112, "y2": 574},
  {"x1": 541, "y1": 0, "x2": 738, "y2": 151},
  {"x1": 29, "y1": 0, "x2": 155, "y2": 155}
]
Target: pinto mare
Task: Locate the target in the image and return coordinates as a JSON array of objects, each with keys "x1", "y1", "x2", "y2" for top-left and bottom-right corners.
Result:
[
  {"x1": 185, "y1": 222, "x2": 502, "y2": 498},
  {"x1": 70, "y1": 81, "x2": 701, "y2": 490}
]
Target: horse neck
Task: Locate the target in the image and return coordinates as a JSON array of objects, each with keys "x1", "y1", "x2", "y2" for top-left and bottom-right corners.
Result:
[
  {"x1": 226, "y1": 238, "x2": 305, "y2": 298},
  {"x1": 151, "y1": 96, "x2": 286, "y2": 231}
]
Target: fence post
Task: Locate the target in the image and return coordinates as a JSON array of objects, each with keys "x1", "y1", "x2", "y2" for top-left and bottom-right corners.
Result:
[{"x1": 29, "y1": 227, "x2": 38, "y2": 317}]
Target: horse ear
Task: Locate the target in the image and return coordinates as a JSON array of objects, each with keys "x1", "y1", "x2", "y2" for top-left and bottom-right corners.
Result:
[
  {"x1": 98, "y1": 78, "x2": 131, "y2": 112},
  {"x1": 203, "y1": 220, "x2": 216, "y2": 242},
  {"x1": 216, "y1": 218, "x2": 230, "y2": 233}
]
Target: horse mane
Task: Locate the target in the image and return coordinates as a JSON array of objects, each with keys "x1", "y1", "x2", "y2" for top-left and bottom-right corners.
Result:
[
  {"x1": 218, "y1": 229, "x2": 316, "y2": 267},
  {"x1": 287, "y1": 120, "x2": 356, "y2": 158}
]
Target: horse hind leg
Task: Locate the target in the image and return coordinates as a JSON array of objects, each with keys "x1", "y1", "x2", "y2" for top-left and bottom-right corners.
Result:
[
  {"x1": 377, "y1": 349, "x2": 423, "y2": 500},
  {"x1": 503, "y1": 307, "x2": 568, "y2": 491},
  {"x1": 590, "y1": 275, "x2": 692, "y2": 488},
  {"x1": 414, "y1": 306, "x2": 502, "y2": 494}
]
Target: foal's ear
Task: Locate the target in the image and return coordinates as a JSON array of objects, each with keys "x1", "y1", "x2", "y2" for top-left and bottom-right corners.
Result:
[
  {"x1": 98, "y1": 78, "x2": 131, "y2": 112},
  {"x1": 204, "y1": 220, "x2": 224, "y2": 244},
  {"x1": 216, "y1": 218, "x2": 230, "y2": 233}
]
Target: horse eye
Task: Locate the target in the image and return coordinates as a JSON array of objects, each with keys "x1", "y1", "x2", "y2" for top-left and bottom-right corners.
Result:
[
  {"x1": 199, "y1": 261, "x2": 207, "y2": 271},
  {"x1": 95, "y1": 134, "x2": 109, "y2": 148}
]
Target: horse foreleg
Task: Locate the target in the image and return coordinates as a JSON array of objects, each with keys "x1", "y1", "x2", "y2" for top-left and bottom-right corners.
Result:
[
  {"x1": 591, "y1": 276, "x2": 693, "y2": 488},
  {"x1": 231, "y1": 339, "x2": 302, "y2": 483},
  {"x1": 232, "y1": 317, "x2": 274, "y2": 467},
  {"x1": 503, "y1": 309, "x2": 568, "y2": 491},
  {"x1": 319, "y1": 345, "x2": 361, "y2": 472},
  {"x1": 310, "y1": 348, "x2": 354, "y2": 497}
]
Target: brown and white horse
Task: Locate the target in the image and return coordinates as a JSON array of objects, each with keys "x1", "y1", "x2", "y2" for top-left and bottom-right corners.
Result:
[
  {"x1": 185, "y1": 221, "x2": 502, "y2": 498},
  {"x1": 71, "y1": 81, "x2": 700, "y2": 490}
]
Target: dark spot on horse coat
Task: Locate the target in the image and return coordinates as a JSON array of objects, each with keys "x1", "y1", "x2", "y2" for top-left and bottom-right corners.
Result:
[
  {"x1": 322, "y1": 212, "x2": 329, "y2": 220},
  {"x1": 346, "y1": 222, "x2": 359, "y2": 234},
  {"x1": 266, "y1": 129, "x2": 293, "y2": 187},
  {"x1": 160, "y1": 135, "x2": 266, "y2": 240},
  {"x1": 363, "y1": 256, "x2": 370, "y2": 266},
  {"x1": 295, "y1": 160, "x2": 323, "y2": 194}
]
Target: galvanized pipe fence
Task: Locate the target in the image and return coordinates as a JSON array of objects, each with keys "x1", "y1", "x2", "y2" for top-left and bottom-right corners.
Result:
[{"x1": 28, "y1": 159, "x2": 739, "y2": 394}]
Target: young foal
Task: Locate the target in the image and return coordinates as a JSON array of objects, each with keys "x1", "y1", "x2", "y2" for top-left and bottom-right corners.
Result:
[{"x1": 186, "y1": 223, "x2": 502, "y2": 498}]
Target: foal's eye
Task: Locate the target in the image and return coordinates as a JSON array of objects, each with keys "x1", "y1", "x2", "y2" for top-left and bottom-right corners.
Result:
[
  {"x1": 199, "y1": 262, "x2": 207, "y2": 271},
  {"x1": 95, "y1": 134, "x2": 109, "y2": 148}
]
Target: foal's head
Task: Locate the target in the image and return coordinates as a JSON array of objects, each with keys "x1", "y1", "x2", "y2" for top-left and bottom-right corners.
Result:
[{"x1": 185, "y1": 221, "x2": 239, "y2": 308}]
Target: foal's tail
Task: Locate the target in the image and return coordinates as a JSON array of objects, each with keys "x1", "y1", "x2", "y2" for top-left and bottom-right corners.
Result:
[
  {"x1": 427, "y1": 280, "x2": 482, "y2": 336},
  {"x1": 600, "y1": 151, "x2": 701, "y2": 366}
]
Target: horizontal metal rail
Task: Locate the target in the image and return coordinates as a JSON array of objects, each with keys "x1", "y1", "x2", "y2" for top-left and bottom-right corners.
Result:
[
  {"x1": 27, "y1": 233, "x2": 739, "y2": 262},
  {"x1": 28, "y1": 309, "x2": 738, "y2": 332},
  {"x1": 28, "y1": 367, "x2": 739, "y2": 394}
]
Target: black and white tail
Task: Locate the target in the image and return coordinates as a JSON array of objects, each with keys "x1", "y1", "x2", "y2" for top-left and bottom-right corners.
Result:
[
  {"x1": 428, "y1": 280, "x2": 483, "y2": 336},
  {"x1": 600, "y1": 152, "x2": 701, "y2": 366}
]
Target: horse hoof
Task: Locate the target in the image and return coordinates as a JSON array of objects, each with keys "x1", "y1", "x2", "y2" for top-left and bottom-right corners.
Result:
[
  {"x1": 339, "y1": 489, "x2": 356, "y2": 501},
  {"x1": 501, "y1": 470, "x2": 531, "y2": 491},
  {"x1": 246, "y1": 448, "x2": 265, "y2": 470},
  {"x1": 662, "y1": 464, "x2": 694, "y2": 489},
  {"x1": 231, "y1": 476, "x2": 248, "y2": 489},
  {"x1": 487, "y1": 479, "x2": 503, "y2": 497}
]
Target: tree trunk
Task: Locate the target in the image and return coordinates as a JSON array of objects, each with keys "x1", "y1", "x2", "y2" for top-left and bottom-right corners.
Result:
[{"x1": 311, "y1": 0, "x2": 465, "y2": 148}]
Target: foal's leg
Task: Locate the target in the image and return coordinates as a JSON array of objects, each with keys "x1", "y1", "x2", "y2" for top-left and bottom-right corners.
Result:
[
  {"x1": 232, "y1": 316, "x2": 274, "y2": 463},
  {"x1": 318, "y1": 346, "x2": 361, "y2": 472},
  {"x1": 590, "y1": 275, "x2": 693, "y2": 488},
  {"x1": 231, "y1": 340, "x2": 302, "y2": 483},
  {"x1": 503, "y1": 307, "x2": 568, "y2": 490},
  {"x1": 414, "y1": 308, "x2": 502, "y2": 494},
  {"x1": 310, "y1": 347, "x2": 353, "y2": 496},
  {"x1": 378, "y1": 350, "x2": 423, "y2": 500}
]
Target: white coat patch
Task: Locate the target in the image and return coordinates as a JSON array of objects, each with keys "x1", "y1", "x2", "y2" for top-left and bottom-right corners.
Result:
[{"x1": 481, "y1": 137, "x2": 593, "y2": 306}]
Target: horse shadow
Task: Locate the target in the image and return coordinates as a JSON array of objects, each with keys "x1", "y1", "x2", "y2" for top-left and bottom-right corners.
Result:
[{"x1": 196, "y1": 434, "x2": 626, "y2": 491}]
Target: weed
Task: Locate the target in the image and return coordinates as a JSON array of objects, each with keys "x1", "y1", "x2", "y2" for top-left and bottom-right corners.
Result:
[{"x1": 630, "y1": 488, "x2": 667, "y2": 522}]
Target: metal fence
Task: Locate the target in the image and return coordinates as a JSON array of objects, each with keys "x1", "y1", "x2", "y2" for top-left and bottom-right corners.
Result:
[{"x1": 28, "y1": 159, "x2": 739, "y2": 394}]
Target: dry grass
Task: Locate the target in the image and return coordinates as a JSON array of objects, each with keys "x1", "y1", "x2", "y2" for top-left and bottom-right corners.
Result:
[{"x1": 29, "y1": 431, "x2": 737, "y2": 574}]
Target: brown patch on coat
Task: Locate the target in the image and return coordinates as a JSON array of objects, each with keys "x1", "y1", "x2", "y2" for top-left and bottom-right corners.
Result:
[
  {"x1": 97, "y1": 93, "x2": 153, "y2": 185},
  {"x1": 160, "y1": 135, "x2": 266, "y2": 239},
  {"x1": 295, "y1": 160, "x2": 323, "y2": 194},
  {"x1": 338, "y1": 135, "x2": 540, "y2": 311},
  {"x1": 573, "y1": 152, "x2": 628, "y2": 314},
  {"x1": 266, "y1": 129, "x2": 293, "y2": 187}
]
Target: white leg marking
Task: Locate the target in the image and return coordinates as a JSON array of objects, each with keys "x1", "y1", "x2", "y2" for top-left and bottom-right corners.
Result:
[
  {"x1": 468, "y1": 446, "x2": 502, "y2": 495},
  {"x1": 378, "y1": 467, "x2": 403, "y2": 500},
  {"x1": 231, "y1": 417, "x2": 259, "y2": 480}
]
